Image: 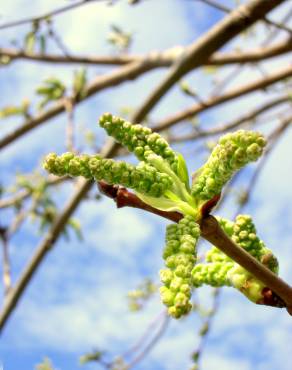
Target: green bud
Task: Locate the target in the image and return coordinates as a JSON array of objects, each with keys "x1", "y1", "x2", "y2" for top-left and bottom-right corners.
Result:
[
  {"x1": 99, "y1": 113, "x2": 178, "y2": 171},
  {"x1": 191, "y1": 130, "x2": 266, "y2": 201},
  {"x1": 159, "y1": 216, "x2": 200, "y2": 318},
  {"x1": 43, "y1": 152, "x2": 173, "y2": 198}
]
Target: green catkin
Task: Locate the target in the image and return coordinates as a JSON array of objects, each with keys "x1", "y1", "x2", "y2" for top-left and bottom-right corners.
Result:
[
  {"x1": 231, "y1": 214, "x2": 279, "y2": 273},
  {"x1": 43, "y1": 152, "x2": 173, "y2": 197},
  {"x1": 191, "y1": 130, "x2": 266, "y2": 201},
  {"x1": 159, "y1": 216, "x2": 200, "y2": 318},
  {"x1": 191, "y1": 262, "x2": 233, "y2": 287},
  {"x1": 99, "y1": 113, "x2": 178, "y2": 172},
  {"x1": 192, "y1": 214, "x2": 279, "y2": 303}
]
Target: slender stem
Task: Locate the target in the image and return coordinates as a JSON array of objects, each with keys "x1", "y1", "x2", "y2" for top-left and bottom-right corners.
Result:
[
  {"x1": 0, "y1": 60, "x2": 163, "y2": 151},
  {"x1": 1, "y1": 37, "x2": 292, "y2": 66},
  {"x1": 131, "y1": 0, "x2": 285, "y2": 124},
  {"x1": 1, "y1": 238, "x2": 12, "y2": 297},
  {"x1": 170, "y1": 95, "x2": 290, "y2": 143},
  {"x1": 153, "y1": 65, "x2": 292, "y2": 131},
  {"x1": 126, "y1": 312, "x2": 170, "y2": 369},
  {"x1": 0, "y1": 0, "x2": 100, "y2": 30},
  {"x1": 0, "y1": 176, "x2": 69, "y2": 210}
]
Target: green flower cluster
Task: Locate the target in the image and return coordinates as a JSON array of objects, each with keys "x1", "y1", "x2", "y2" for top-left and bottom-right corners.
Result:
[
  {"x1": 192, "y1": 262, "x2": 233, "y2": 288},
  {"x1": 99, "y1": 113, "x2": 178, "y2": 172},
  {"x1": 159, "y1": 215, "x2": 200, "y2": 318},
  {"x1": 43, "y1": 152, "x2": 173, "y2": 197},
  {"x1": 231, "y1": 214, "x2": 278, "y2": 273},
  {"x1": 43, "y1": 112, "x2": 276, "y2": 316},
  {"x1": 191, "y1": 130, "x2": 266, "y2": 201},
  {"x1": 191, "y1": 215, "x2": 279, "y2": 303}
]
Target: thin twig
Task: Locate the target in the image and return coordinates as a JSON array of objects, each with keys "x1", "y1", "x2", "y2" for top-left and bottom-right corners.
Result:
[
  {"x1": 121, "y1": 310, "x2": 167, "y2": 360},
  {"x1": 131, "y1": 0, "x2": 285, "y2": 124},
  {"x1": 170, "y1": 95, "x2": 290, "y2": 143},
  {"x1": 0, "y1": 176, "x2": 68, "y2": 210},
  {"x1": 236, "y1": 113, "x2": 292, "y2": 214},
  {"x1": 0, "y1": 59, "x2": 162, "y2": 151},
  {"x1": 0, "y1": 0, "x2": 101, "y2": 30},
  {"x1": 153, "y1": 64, "x2": 292, "y2": 131},
  {"x1": 198, "y1": 0, "x2": 292, "y2": 36},
  {"x1": 126, "y1": 312, "x2": 170, "y2": 369},
  {"x1": 47, "y1": 25, "x2": 72, "y2": 58},
  {"x1": 209, "y1": 5, "x2": 292, "y2": 96},
  {"x1": 190, "y1": 288, "x2": 220, "y2": 369}
]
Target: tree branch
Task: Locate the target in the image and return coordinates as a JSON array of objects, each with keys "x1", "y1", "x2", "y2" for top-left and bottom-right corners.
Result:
[
  {"x1": 170, "y1": 95, "x2": 291, "y2": 143},
  {"x1": 2, "y1": 36, "x2": 292, "y2": 66},
  {"x1": 130, "y1": 0, "x2": 285, "y2": 123},
  {"x1": 0, "y1": 0, "x2": 101, "y2": 30},
  {"x1": 0, "y1": 59, "x2": 164, "y2": 151},
  {"x1": 153, "y1": 64, "x2": 292, "y2": 132},
  {"x1": 0, "y1": 1, "x2": 288, "y2": 152},
  {"x1": 0, "y1": 176, "x2": 69, "y2": 209},
  {"x1": 197, "y1": 0, "x2": 292, "y2": 36}
]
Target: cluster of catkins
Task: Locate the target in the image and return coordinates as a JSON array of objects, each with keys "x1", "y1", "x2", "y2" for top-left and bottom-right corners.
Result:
[
  {"x1": 43, "y1": 113, "x2": 279, "y2": 319},
  {"x1": 191, "y1": 215, "x2": 279, "y2": 303}
]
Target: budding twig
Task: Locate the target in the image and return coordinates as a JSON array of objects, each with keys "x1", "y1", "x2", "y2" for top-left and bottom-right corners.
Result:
[{"x1": 98, "y1": 181, "x2": 292, "y2": 314}]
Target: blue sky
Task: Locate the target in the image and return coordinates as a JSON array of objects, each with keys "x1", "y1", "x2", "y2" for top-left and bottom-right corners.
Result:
[{"x1": 0, "y1": 1, "x2": 292, "y2": 369}]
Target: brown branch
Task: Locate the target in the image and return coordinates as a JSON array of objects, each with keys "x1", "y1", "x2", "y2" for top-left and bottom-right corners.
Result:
[
  {"x1": 121, "y1": 310, "x2": 166, "y2": 359},
  {"x1": 170, "y1": 95, "x2": 291, "y2": 143},
  {"x1": 208, "y1": 37, "x2": 292, "y2": 65},
  {"x1": 0, "y1": 48, "x2": 142, "y2": 65},
  {"x1": 0, "y1": 60, "x2": 163, "y2": 151},
  {"x1": 0, "y1": 0, "x2": 101, "y2": 30},
  {"x1": 130, "y1": 0, "x2": 285, "y2": 124},
  {"x1": 198, "y1": 0, "x2": 292, "y2": 36},
  {"x1": 2, "y1": 37, "x2": 292, "y2": 66},
  {"x1": 153, "y1": 64, "x2": 292, "y2": 132},
  {"x1": 0, "y1": 178, "x2": 93, "y2": 331},
  {"x1": 237, "y1": 113, "x2": 292, "y2": 213},
  {"x1": 0, "y1": 135, "x2": 121, "y2": 332},
  {"x1": 191, "y1": 288, "x2": 220, "y2": 369},
  {"x1": 97, "y1": 183, "x2": 292, "y2": 314},
  {"x1": 196, "y1": 0, "x2": 230, "y2": 13},
  {"x1": 126, "y1": 312, "x2": 170, "y2": 370},
  {"x1": 262, "y1": 7, "x2": 292, "y2": 46},
  {"x1": 202, "y1": 4, "x2": 292, "y2": 97},
  {"x1": 0, "y1": 176, "x2": 69, "y2": 210},
  {"x1": 0, "y1": 1, "x2": 288, "y2": 152}
]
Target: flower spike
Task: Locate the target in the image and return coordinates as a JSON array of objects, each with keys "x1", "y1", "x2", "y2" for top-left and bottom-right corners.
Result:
[
  {"x1": 191, "y1": 130, "x2": 266, "y2": 201},
  {"x1": 44, "y1": 152, "x2": 173, "y2": 198},
  {"x1": 160, "y1": 216, "x2": 200, "y2": 318}
]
